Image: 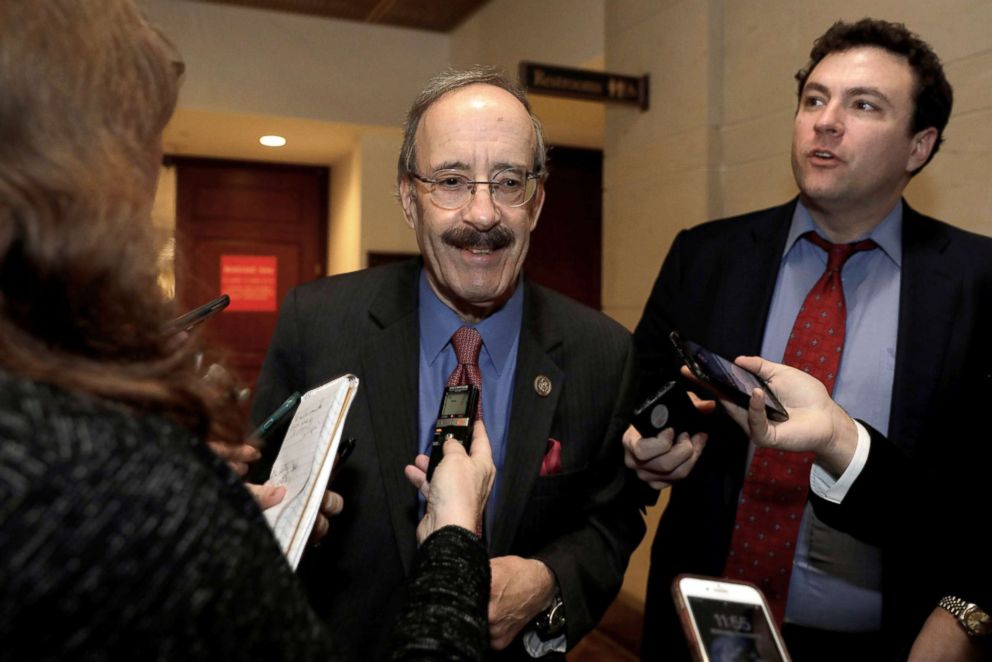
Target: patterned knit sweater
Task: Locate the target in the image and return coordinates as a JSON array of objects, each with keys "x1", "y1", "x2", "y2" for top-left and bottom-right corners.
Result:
[{"x1": 0, "y1": 370, "x2": 488, "y2": 661}]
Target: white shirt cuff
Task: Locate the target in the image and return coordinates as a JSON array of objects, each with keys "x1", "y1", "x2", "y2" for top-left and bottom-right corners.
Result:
[
  {"x1": 809, "y1": 420, "x2": 871, "y2": 504},
  {"x1": 523, "y1": 630, "x2": 566, "y2": 656}
]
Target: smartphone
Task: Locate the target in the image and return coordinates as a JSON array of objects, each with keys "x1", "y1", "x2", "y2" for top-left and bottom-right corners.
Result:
[
  {"x1": 672, "y1": 574, "x2": 791, "y2": 662},
  {"x1": 631, "y1": 380, "x2": 701, "y2": 437},
  {"x1": 426, "y1": 384, "x2": 478, "y2": 481},
  {"x1": 670, "y1": 331, "x2": 788, "y2": 422},
  {"x1": 165, "y1": 294, "x2": 230, "y2": 334}
]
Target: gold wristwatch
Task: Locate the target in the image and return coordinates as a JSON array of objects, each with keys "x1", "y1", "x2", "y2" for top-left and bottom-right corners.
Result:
[{"x1": 939, "y1": 595, "x2": 992, "y2": 638}]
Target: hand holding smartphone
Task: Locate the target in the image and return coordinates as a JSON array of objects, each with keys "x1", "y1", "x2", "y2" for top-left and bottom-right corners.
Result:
[
  {"x1": 672, "y1": 574, "x2": 791, "y2": 662},
  {"x1": 670, "y1": 331, "x2": 789, "y2": 422},
  {"x1": 165, "y1": 294, "x2": 230, "y2": 334}
]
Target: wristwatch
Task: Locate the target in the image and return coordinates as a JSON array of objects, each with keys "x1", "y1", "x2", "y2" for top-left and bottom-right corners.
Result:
[
  {"x1": 533, "y1": 590, "x2": 566, "y2": 641},
  {"x1": 939, "y1": 595, "x2": 992, "y2": 638}
]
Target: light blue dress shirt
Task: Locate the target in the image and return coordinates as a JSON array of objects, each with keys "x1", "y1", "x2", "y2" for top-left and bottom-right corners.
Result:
[
  {"x1": 417, "y1": 269, "x2": 523, "y2": 530},
  {"x1": 759, "y1": 200, "x2": 902, "y2": 631}
]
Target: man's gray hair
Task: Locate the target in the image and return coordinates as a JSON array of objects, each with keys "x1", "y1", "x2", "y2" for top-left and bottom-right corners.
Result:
[{"x1": 397, "y1": 66, "x2": 547, "y2": 184}]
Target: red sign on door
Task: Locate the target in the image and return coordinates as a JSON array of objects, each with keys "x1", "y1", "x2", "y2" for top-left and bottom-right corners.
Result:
[{"x1": 221, "y1": 255, "x2": 277, "y2": 312}]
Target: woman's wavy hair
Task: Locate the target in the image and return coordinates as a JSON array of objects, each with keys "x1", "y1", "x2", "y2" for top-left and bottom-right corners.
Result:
[{"x1": 0, "y1": 1, "x2": 243, "y2": 441}]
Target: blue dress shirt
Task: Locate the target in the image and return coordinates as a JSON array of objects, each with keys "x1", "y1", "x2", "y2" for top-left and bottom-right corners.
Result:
[
  {"x1": 417, "y1": 270, "x2": 523, "y2": 530},
  {"x1": 759, "y1": 200, "x2": 902, "y2": 630}
]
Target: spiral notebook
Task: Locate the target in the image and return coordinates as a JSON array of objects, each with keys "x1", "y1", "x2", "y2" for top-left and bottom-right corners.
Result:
[{"x1": 263, "y1": 374, "x2": 359, "y2": 569}]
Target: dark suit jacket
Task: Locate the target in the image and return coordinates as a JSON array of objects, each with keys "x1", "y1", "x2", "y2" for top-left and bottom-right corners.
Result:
[
  {"x1": 633, "y1": 199, "x2": 992, "y2": 659},
  {"x1": 812, "y1": 422, "x2": 992, "y2": 626},
  {"x1": 252, "y1": 260, "x2": 646, "y2": 660}
]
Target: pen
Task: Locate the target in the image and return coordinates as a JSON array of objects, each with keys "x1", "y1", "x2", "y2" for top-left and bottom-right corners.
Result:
[{"x1": 252, "y1": 392, "x2": 301, "y2": 440}]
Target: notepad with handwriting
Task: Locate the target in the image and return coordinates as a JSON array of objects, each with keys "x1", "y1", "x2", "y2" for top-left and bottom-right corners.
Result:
[{"x1": 263, "y1": 374, "x2": 359, "y2": 569}]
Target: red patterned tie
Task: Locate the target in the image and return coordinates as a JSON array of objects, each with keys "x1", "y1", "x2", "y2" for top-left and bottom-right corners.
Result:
[
  {"x1": 724, "y1": 231, "x2": 877, "y2": 623},
  {"x1": 446, "y1": 326, "x2": 483, "y2": 419}
]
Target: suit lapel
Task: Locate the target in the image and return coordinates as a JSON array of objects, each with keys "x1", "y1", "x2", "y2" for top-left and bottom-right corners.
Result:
[
  {"x1": 889, "y1": 204, "x2": 957, "y2": 454},
  {"x1": 490, "y1": 283, "x2": 564, "y2": 555},
  {"x1": 361, "y1": 262, "x2": 421, "y2": 574},
  {"x1": 712, "y1": 200, "x2": 795, "y2": 356}
]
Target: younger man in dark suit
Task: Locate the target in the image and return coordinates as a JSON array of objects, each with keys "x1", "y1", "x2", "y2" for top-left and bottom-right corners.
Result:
[
  {"x1": 625, "y1": 18, "x2": 992, "y2": 659},
  {"x1": 252, "y1": 68, "x2": 645, "y2": 660}
]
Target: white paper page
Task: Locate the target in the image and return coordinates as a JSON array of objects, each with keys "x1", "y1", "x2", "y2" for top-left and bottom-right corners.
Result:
[{"x1": 263, "y1": 374, "x2": 358, "y2": 569}]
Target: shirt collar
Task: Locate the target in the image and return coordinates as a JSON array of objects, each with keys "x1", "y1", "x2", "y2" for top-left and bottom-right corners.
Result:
[
  {"x1": 418, "y1": 269, "x2": 524, "y2": 378},
  {"x1": 785, "y1": 199, "x2": 903, "y2": 268}
]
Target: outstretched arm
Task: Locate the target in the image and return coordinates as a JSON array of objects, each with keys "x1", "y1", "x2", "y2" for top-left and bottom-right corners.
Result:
[{"x1": 704, "y1": 356, "x2": 860, "y2": 477}]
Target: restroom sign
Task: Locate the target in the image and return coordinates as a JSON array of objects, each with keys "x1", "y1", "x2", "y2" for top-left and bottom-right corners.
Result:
[
  {"x1": 520, "y1": 62, "x2": 649, "y2": 110},
  {"x1": 221, "y1": 255, "x2": 277, "y2": 312}
]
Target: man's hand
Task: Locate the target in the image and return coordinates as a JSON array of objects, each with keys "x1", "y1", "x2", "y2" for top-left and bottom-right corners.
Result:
[
  {"x1": 909, "y1": 606, "x2": 985, "y2": 662},
  {"x1": 208, "y1": 440, "x2": 260, "y2": 476},
  {"x1": 404, "y1": 420, "x2": 495, "y2": 542},
  {"x1": 488, "y1": 556, "x2": 556, "y2": 650},
  {"x1": 307, "y1": 489, "x2": 344, "y2": 546},
  {"x1": 622, "y1": 424, "x2": 709, "y2": 490},
  {"x1": 707, "y1": 358, "x2": 859, "y2": 476}
]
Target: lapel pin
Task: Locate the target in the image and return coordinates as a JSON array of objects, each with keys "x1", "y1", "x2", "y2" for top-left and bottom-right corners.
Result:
[{"x1": 534, "y1": 375, "x2": 552, "y2": 397}]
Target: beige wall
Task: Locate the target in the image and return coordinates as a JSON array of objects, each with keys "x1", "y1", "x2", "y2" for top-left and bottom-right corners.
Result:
[
  {"x1": 450, "y1": 0, "x2": 607, "y2": 149},
  {"x1": 140, "y1": 0, "x2": 448, "y2": 127},
  {"x1": 327, "y1": 142, "x2": 362, "y2": 275},
  {"x1": 604, "y1": 0, "x2": 992, "y2": 605},
  {"x1": 324, "y1": 129, "x2": 424, "y2": 275},
  {"x1": 357, "y1": 131, "x2": 419, "y2": 261}
]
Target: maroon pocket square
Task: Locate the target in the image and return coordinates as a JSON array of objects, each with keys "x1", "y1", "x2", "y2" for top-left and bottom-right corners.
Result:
[{"x1": 540, "y1": 438, "x2": 562, "y2": 476}]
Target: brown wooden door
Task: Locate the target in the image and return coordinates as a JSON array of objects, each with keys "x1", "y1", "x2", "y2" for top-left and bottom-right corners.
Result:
[
  {"x1": 173, "y1": 157, "x2": 328, "y2": 389},
  {"x1": 524, "y1": 146, "x2": 602, "y2": 309}
]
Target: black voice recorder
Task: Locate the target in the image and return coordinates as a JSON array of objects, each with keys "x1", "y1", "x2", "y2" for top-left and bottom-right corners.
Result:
[
  {"x1": 426, "y1": 384, "x2": 479, "y2": 481},
  {"x1": 631, "y1": 379, "x2": 701, "y2": 437}
]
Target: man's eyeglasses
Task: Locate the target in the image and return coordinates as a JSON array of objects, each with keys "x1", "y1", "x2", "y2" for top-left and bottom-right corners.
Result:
[{"x1": 411, "y1": 167, "x2": 540, "y2": 210}]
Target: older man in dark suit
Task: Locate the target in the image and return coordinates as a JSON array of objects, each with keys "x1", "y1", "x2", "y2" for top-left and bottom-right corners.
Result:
[
  {"x1": 626, "y1": 18, "x2": 992, "y2": 660},
  {"x1": 252, "y1": 68, "x2": 645, "y2": 660}
]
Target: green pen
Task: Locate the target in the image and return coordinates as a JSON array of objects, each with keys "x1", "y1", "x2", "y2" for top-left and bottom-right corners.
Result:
[{"x1": 252, "y1": 392, "x2": 301, "y2": 440}]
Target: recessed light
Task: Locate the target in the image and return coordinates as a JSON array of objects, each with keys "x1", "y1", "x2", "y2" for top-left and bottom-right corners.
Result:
[{"x1": 259, "y1": 135, "x2": 286, "y2": 147}]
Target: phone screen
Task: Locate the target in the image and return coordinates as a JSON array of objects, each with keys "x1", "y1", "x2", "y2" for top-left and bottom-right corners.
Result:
[
  {"x1": 440, "y1": 390, "x2": 470, "y2": 416},
  {"x1": 686, "y1": 596, "x2": 786, "y2": 662},
  {"x1": 688, "y1": 342, "x2": 766, "y2": 398}
]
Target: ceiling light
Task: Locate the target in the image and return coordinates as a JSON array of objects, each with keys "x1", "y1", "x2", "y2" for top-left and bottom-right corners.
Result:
[{"x1": 259, "y1": 135, "x2": 286, "y2": 147}]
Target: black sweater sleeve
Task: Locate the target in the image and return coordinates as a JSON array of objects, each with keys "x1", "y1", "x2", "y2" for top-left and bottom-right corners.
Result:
[{"x1": 387, "y1": 526, "x2": 490, "y2": 661}]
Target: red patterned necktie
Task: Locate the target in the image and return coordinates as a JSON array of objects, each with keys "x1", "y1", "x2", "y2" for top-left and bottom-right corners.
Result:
[
  {"x1": 724, "y1": 231, "x2": 877, "y2": 624},
  {"x1": 446, "y1": 326, "x2": 483, "y2": 419}
]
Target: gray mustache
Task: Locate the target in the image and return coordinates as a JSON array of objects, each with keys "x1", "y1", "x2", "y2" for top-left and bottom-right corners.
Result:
[{"x1": 442, "y1": 226, "x2": 515, "y2": 251}]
